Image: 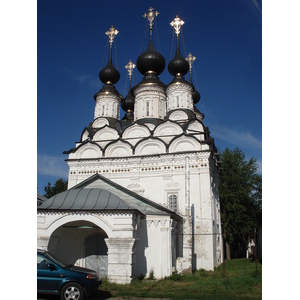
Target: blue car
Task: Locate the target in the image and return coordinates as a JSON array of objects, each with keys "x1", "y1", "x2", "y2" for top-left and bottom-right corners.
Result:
[{"x1": 37, "y1": 249, "x2": 101, "y2": 300}]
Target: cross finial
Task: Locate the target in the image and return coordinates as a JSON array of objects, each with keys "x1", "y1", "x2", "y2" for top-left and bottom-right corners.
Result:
[
  {"x1": 186, "y1": 52, "x2": 196, "y2": 71},
  {"x1": 186, "y1": 53, "x2": 196, "y2": 83},
  {"x1": 170, "y1": 15, "x2": 185, "y2": 37},
  {"x1": 143, "y1": 7, "x2": 159, "y2": 30},
  {"x1": 105, "y1": 25, "x2": 119, "y2": 47},
  {"x1": 125, "y1": 60, "x2": 136, "y2": 80}
]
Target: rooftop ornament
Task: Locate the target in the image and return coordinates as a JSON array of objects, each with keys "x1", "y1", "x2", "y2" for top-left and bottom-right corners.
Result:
[
  {"x1": 143, "y1": 6, "x2": 159, "y2": 31},
  {"x1": 186, "y1": 52, "x2": 196, "y2": 83},
  {"x1": 105, "y1": 25, "x2": 119, "y2": 47},
  {"x1": 170, "y1": 15, "x2": 185, "y2": 37},
  {"x1": 125, "y1": 60, "x2": 136, "y2": 85}
]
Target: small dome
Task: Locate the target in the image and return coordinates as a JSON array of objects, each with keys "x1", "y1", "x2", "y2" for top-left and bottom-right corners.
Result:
[
  {"x1": 99, "y1": 60, "x2": 120, "y2": 85},
  {"x1": 136, "y1": 40, "x2": 165, "y2": 76},
  {"x1": 192, "y1": 88, "x2": 201, "y2": 104},
  {"x1": 121, "y1": 90, "x2": 134, "y2": 112},
  {"x1": 168, "y1": 47, "x2": 189, "y2": 77}
]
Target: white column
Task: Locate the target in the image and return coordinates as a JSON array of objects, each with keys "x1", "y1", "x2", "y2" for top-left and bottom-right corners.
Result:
[{"x1": 105, "y1": 238, "x2": 136, "y2": 284}]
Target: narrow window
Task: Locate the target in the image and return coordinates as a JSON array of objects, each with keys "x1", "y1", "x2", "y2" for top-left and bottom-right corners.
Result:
[
  {"x1": 176, "y1": 96, "x2": 180, "y2": 107},
  {"x1": 146, "y1": 101, "x2": 150, "y2": 116},
  {"x1": 168, "y1": 194, "x2": 178, "y2": 212}
]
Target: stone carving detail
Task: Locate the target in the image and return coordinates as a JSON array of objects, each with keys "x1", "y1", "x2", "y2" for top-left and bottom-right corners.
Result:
[
  {"x1": 146, "y1": 219, "x2": 172, "y2": 228},
  {"x1": 169, "y1": 136, "x2": 200, "y2": 153},
  {"x1": 92, "y1": 118, "x2": 109, "y2": 129},
  {"x1": 105, "y1": 141, "x2": 132, "y2": 157},
  {"x1": 135, "y1": 139, "x2": 166, "y2": 156},
  {"x1": 153, "y1": 121, "x2": 183, "y2": 143},
  {"x1": 93, "y1": 127, "x2": 119, "y2": 148},
  {"x1": 127, "y1": 183, "x2": 145, "y2": 196},
  {"x1": 122, "y1": 124, "x2": 151, "y2": 146},
  {"x1": 76, "y1": 143, "x2": 102, "y2": 159},
  {"x1": 186, "y1": 121, "x2": 205, "y2": 141},
  {"x1": 169, "y1": 110, "x2": 188, "y2": 121}
]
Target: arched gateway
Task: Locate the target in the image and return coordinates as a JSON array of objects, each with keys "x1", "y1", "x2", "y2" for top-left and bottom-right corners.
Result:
[{"x1": 37, "y1": 174, "x2": 183, "y2": 284}]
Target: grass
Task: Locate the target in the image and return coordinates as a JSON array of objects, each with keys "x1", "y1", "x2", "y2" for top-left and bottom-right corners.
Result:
[{"x1": 100, "y1": 259, "x2": 262, "y2": 299}]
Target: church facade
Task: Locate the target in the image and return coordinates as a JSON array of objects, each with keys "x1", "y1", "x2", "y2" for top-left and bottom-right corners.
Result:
[{"x1": 37, "y1": 8, "x2": 223, "y2": 284}]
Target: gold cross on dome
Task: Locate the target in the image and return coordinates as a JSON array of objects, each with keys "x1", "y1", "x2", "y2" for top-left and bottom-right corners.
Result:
[
  {"x1": 143, "y1": 7, "x2": 159, "y2": 30},
  {"x1": 105, "y1": 25, "x2": 119, "y2": 46},
  {"x1": 125, "y1": 60, "x2": 136, "y2": 78},
  {"x1": 186, "y1": 52, "x2": 196, "y2": 71},
  {"x1": 170, "y1": 15, "x2": 185, "y2": 36}
]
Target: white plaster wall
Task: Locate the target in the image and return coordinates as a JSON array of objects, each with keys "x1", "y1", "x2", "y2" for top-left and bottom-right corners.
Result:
[
  {"x1": 66, "y1": 151, "x2": 222, "y2": 272},
  {"x1": 144, "y1": 216, "x2": 173, "y2": 279},
  {"x1": 94, "y1": 94, "x2": 120, "y2": 119},
  {"x1": 166, "y1": 83, "x2": 193, "y2": 112},
  {"x1": 133, "y1": 85, "x2": 166, "y2": 121}
]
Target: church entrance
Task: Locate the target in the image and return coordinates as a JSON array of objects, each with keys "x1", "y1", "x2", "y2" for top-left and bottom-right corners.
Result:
[
  {"x1": 47, "y1": 220, "x2": 109, "y2": 278},
  {"x1": 85, "y1": 233, "x2": 108, "y2": 278}
]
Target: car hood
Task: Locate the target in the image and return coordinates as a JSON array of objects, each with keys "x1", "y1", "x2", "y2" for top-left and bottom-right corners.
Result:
[{"x1": 67, "y1": 265, "x2": 97, "y2": 275}]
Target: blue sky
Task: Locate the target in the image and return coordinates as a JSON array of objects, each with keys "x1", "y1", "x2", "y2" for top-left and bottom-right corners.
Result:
[{"x1": 37, "y1": 0, "x2": 262, "y2": 193}]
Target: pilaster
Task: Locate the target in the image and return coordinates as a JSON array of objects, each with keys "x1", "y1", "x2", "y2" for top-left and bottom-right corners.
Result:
[{"x1": 105, "y1": 238, "x2": 137, "y2": 284}]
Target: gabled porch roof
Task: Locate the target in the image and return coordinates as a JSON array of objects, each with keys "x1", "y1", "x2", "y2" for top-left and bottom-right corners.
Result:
[{"x1": 38, "y1": 174, "x2": 182, "y2": 222}]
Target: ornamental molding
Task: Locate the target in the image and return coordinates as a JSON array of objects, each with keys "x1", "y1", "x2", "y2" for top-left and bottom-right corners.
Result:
[
  {"x1": 93, "y1": 127, "x2": 119, "y2": 142},
  {"x1": 105, "y1": 141, "x2": 132, "y2": 157},
  {"x1": 66, "y1": 150, "x2": 211, "y2": 164},
  {"x1": 169, "y1": 110, "x2": 188, "y2": 121},
  {"x1": 95, "y1": 93, "x2": 121, "y2": 102},
  {"x1": 37, "y1": 211, "x2": 133, "y2": 218},
  {"x1": 133, "y1": 84, "x2": 166, "y2": 96},
  {"x1": 153, "y1": 121, "x2": 183, "y2": 140},
  {"x1": 92, "y1": 118, "x2": 109, "y2": 129},
  {"x1": 164, "y1": 180, "x2": 181, "y2": 191},
  {"x1": 166, "y1": 83, "x2": 193, "y2": 93},
  {"x1": 146, "y1": 219, "x2": 172, "y2": 228}
]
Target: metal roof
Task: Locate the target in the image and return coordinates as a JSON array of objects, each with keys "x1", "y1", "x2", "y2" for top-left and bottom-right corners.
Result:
[
  {"x1": 38, "y1": 188, "x2": 131, "y2": 211},
  {"x1": 37, "y1": 174, "x2": 182, "y2": 221}
]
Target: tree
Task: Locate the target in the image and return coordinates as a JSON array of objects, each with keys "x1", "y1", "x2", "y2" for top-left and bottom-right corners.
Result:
[
  {"x1": 219, "y1": 147, "x2": 262, "y2": 259},
  {"x1": 44, "y1": 178, "x2": 68, "y2": 198}
]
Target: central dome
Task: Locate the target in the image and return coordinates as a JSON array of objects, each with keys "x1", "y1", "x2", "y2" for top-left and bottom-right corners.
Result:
[{"x1": 136, "y1": 40, "x2": 165, "y2": 76}]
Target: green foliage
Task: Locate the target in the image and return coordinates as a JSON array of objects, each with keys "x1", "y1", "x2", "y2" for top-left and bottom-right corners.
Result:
[
  {"x1": 43, "y1": 178, "x2": 68, "y2": 198},
  {"x1": 100, "y1": 259, "x2": 262, "y2": 299},
  {"x1": 168, "y1": 270, "x2": 183, "y2": 281},
  {"x1": 147, "y1": 269, "x2": 155, "y2": 280},
  {"x1": 219, "y1": 147, "x2": 262, "y2": 257}
]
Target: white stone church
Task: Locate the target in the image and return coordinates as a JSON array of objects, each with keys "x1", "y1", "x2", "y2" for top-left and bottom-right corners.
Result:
[{"x1": 37, "y1": 8, "x2": 223, "y2": 284}]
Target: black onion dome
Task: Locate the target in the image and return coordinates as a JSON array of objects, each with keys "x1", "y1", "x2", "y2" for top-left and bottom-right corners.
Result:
[
  {"x1": 192, "y1": 88, "x2": 201, "y2": 104},
  {"x1": 136, "y1": 39, "x2": 165, "y2": 76},
  {"x1": 99, "y1": 60, "x2": 120, "y2": 85},
  {"x1": 121, "y1": 90, "x2": 134, "y2": 112},
  {"x1": 168, "y1": 46, "x2": 189, "y2": 77}
]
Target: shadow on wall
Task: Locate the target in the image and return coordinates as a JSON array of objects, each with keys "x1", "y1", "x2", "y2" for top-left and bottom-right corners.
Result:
[
  {"x1": 47, "y1": 220, "x2": 108, "y2": 278},
  {"x1": 133, "y1": 216, "x2": 148, "y2": 279}
]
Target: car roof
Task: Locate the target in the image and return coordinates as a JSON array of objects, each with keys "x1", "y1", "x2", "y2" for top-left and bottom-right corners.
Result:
[{"x1": 37, "y1": 249, "x2": 47, "y2": 254}]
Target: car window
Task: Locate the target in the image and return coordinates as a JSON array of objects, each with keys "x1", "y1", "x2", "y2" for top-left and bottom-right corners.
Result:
[
  {"x1": 37, "y1": 254, "x2": 52, "y2": 270},
  {"x1": 45, "y1": 252, "x2": 68, "y2": 268}
]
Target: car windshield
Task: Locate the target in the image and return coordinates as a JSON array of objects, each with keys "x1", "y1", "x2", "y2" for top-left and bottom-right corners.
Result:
[{"x1": 45, "y1": 252, "x2": 71, "y2": 268}]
